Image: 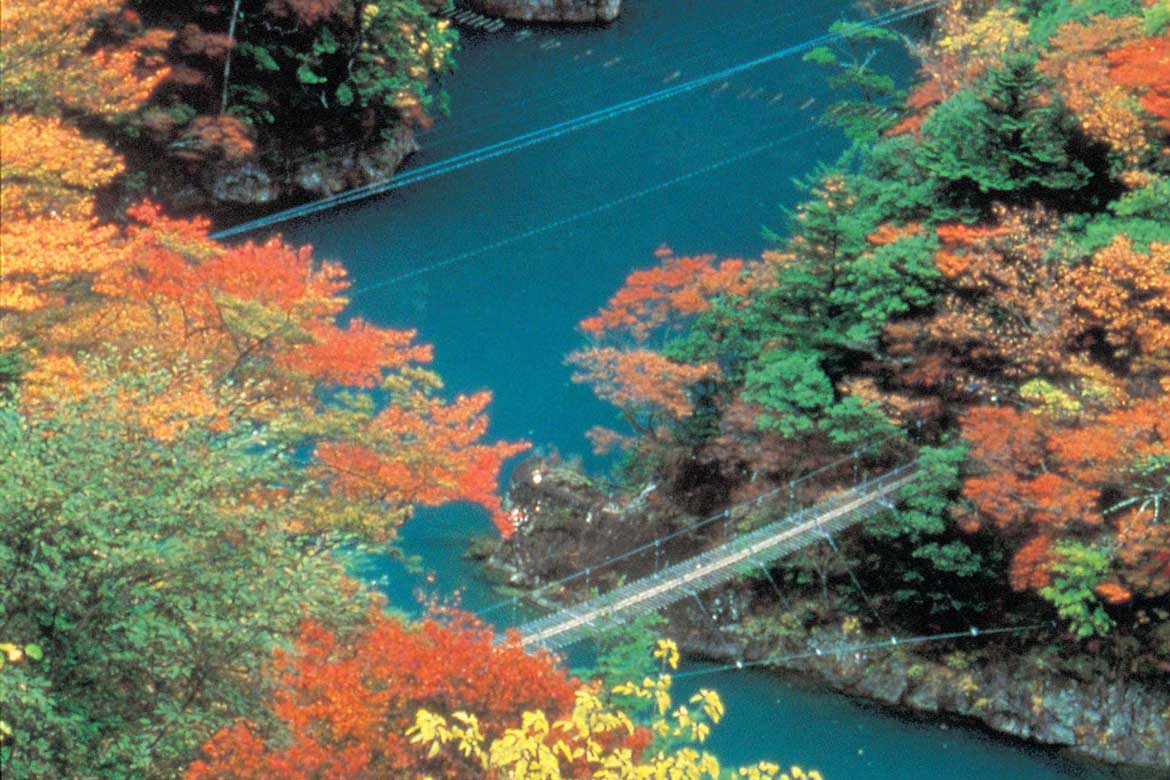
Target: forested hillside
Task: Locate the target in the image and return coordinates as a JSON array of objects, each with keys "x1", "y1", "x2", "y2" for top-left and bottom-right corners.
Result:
[
  {"x1": 0, "y1": 2, "x2": 820, "y2": 778},
  {"x1": 570, "y1": 0, "x2": 1169, "y2": 672}
]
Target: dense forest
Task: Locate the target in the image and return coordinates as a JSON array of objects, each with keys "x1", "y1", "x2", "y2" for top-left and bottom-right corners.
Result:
[
  {"x1": 0, "y1": 1, "x2": 814, "y2": 778},
  {"x1": 566, "y1": 0, "x2": 1169, "y2": 716},
  {"x1": 1, "y1": 0, "x2": 1168, "y2": 777}
]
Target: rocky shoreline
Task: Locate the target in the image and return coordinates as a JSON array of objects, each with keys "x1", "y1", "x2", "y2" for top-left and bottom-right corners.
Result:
[
  {"x1": 465, "y1": 0, "x2": 620, "y2": 23},
  {"x1": 483, "y1": 457, "x2": 1170, "y2": 773},
  {"x1": 176, "y1": 125, "x2": 419, "y2": 212},
  {"x1": 175, "y1": 2, "x2": 622, "y2": 216}
]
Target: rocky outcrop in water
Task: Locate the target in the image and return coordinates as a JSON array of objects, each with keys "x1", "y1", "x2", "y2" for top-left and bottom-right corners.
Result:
[
  {"x1": 487, "y1": 457, "x2": 1170, "y2": 773},
  {"x1": 207, "y1": 161, "x2": 280, "y2": 205},
  {"x1": 466, "y1": 0, "x2": 621, "y2": 23},
  {"x1": 292, "y1": 126, "x2": 419, "y2": 197},
  {"x1": 189, "y1": 125, "x2": 418, "y2": 212}
]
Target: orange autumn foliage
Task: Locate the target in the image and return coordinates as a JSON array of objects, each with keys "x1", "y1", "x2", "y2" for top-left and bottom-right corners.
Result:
[
  {"x1": 927, "y1": 208, "x2": 1170, "y2": 603},
  {"x1": 1108, "y1": 32, "x2": 1170, "y2": 132},
  {"x1": 1041, "y1": 15, "x2": 1150, "y2": 161},
  {"x1": 867, "y1": 222, "x2": 923, "y2": 246},
  {"x1": 0, "y1": 212, "x2": 122, "y2": 312},
  {"x1": 1010, "y1": 534, "x2": 1059, "y2": 591},
  {"x1": 927, "y1": 209, "x2": 1078, "y2": 381},
  {"x1": 569, "y1": 247, "x2": 760, "y2": 439},
  {"x1": 0, "y1": 0, "x2": 170, "y2": 117},
  {"x1": 185, "y1": 611, "x2": 579, "y2": 780},
  {"x1": 1, "y1": 0, "x2": 524, "y2": 542},
  {"x1": 567, "y1": 347, "x2": 718, "y2": 424},
  {"x1": 1, "y1": 0, "x2": 169, "y2": 311},
  {"x1": 1067, "y1": 237, "x2": 1170, "y2": 369},
  {"x1": 313, "y1": 391, "x2": 529, "y2": 537},
  {"x1": 1115, "y1": 507, "x2": 1170, "y2": 598},
  {"x1": 579, "y1": 246, "x2": 757, "y2": 344},
  {"x1": 1094, "y1": 581, "x2": 1133, "y2": 605},
  {"x1": 0, "y1": 114, "x2": 125, "y2": 219},
  {"x1": 932, "y1": 220, "x2": 1014, "y2": 278},
  {"x1": 961, "y1": 393, "x2": 1170, "y2": 599},
  {"x1": 171, "y1": 115, "x2": 257, "y2": 162},
  {"x1": 888, "y1": 78, "x2": 945, "y2": 137},
  {"x1": 6, "y1": 202, "x2": 527, "y2": 538},
  {"x1": 961, "y1": 406, "x2": 1100, "y2": 532},
  {"x1": 917, "y1": 214, "x2": 1170, "y2": 394}
]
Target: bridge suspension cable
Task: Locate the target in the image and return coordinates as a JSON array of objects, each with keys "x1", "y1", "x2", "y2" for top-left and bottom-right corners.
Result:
[
  {"x1": 210, "y1": 0, "x2": 945, "y2": 240},
  {"x1": 517, "y1": 465, "x2": 920, "y2": 650},
  {"x1": 477, "y1": 424, "x2": 917, "y2": 621},
  {"x1": 348, "y1": 124, "x2": 818, "y2": 297},
  {"x1": 414, "y1": 2, "x2": 837, "y2": 155},
  {"x1": 670, "y1": 623, "x2": 1049, "y2": 680}
]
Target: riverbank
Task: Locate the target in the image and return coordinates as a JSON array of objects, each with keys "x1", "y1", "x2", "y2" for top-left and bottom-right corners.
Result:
[
  {"x1": 127, "y1": 124, "x2": 420, "y2": 222},
  {"x1": 137, "y1": 1, "x2": 626, "y2": 221},
  {"x1": 480, "y1": 457, "x2": 1170, "y2": 773}
]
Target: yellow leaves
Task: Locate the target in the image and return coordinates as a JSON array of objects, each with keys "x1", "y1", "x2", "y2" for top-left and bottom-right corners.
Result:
[
  {"x1": 918, "y1": 3, "x2": 1030, "y2": 95},
  {"x1": 0, "y1": 114, "x2": 123, "y2": 219},
  {"x1": 1, "y1": 214, "x2": 120, "y2": 277},
  {"x1": 655, "y1": 686, "x2": 672, "y2": 717},
  {"x1": 0, "y1": 281, "x2": 44, "y2": 312},
  {"x1": 0, "y1": 643, "x2": 25, "y2": 665},
  {"x1": 736, "y1": 763, "x2": 821, "y2": 780},
  {"x1": 411, "y1": 640, "x2": 818, "y2": 780},
  {"x1": 689, "y1": 689, "x2": 725, "y2": 724},
  {"x1": 22, "y1": 353, "x2": 102, "y2": 403},
  {"x1": 737, "y1": 762, "x2": 783, "y2": 780},
  {"x1": 408, "y1": 709, "x2": 490, "y2": 763},
  {"x1": 1, "y1": 0, "x2": 170, "y2": 117},
  {"x1": 653, "y1": 638, "x2": 680, "y2": 670},
  {"x1": 936, "y1": 7, "x2": 1029, "y2": 58},
  {"x1": 1020, "y1": 379, "x2": 1082, "y2": 420},
  {"x1": 0, "y1": 213, "x2": 122, "y2": 315},
  {"x1": 0, "y1": 636, "x2": 42, "y2": 759}
]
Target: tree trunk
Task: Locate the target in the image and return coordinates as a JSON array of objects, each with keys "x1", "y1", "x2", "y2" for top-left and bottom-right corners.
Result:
[{"x1": 220, "y1": 0, "x2": 243, "y2": 115}]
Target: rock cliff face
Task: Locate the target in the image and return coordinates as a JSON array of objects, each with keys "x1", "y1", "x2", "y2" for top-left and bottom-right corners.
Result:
[
  {"x1": 202, "y1": 125, "x2": 418, "y2": 208},
  {"x1": 489, "y1": 457, "x2": 1170, "y2": 773},
  {"x1": 292, "y1": 126, "x2": 419, "y2": 197},
  {"x1": 715, "y1": 623, "x2": 1170, "y2": 772},
  {"x1": 466, "y1": 0, "x2": 621, "y2": 23},
  {"x1": 207, "y1": 161, "x2": 280, "y2": 205}
]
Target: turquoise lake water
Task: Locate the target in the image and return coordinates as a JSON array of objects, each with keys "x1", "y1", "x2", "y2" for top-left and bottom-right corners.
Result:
[{"x1": 272, "y1": 2, "x2": 1119, "y2": 777}]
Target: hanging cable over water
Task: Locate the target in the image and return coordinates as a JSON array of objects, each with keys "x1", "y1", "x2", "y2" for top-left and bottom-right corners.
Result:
[
  {"x1": 210, "y1": 0, "x2": 945, "y2": 240},
  {"x1": 347, "y1": 124, "x2": 819, "y2": 297},
  {"x1": 412, "y1": 1, "x2": 833, "y2": 155},
  {"x1": 515, "y1": 468, "x2": 923, "y2": 649},
  {"x1": 476, "y1": 423, "x2": 919, "y2": 620},
  {"x1": 670, "y1": 623, "x2": 1049, "y2": 680}
]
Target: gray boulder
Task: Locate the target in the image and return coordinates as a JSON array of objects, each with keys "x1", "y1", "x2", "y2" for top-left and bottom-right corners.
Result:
[
  {"x1": 466, "y1": 0, "x2": 620, "y2": 23},
  {"x1": 208, "y1": 161, "x2": 279, "y2": 205}
]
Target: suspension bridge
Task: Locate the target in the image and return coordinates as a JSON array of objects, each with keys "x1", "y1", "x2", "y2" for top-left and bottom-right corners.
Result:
[{"x1": 518, "y1": 465, "x2": 918, "y2": 650}]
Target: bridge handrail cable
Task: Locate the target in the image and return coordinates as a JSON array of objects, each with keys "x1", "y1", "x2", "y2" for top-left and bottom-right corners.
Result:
[
  {"x1": 478, "y1": 428, "x2": 918, "y2": 620},
  {"x1": 519, "y1": 465, "x2": 918, "y2": 648}
]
